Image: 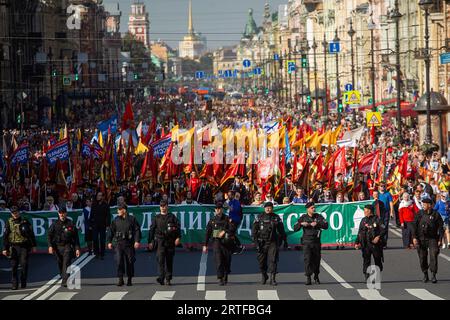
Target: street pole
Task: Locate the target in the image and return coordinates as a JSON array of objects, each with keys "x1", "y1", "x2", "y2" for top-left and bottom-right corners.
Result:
[
  {"x1": 334, "y1": 29, "x2": 341, "y2": 123},
  {"x1": 391, "y1": 0, "x2": 403, "y2": 143},
  {"x1": 289, "y1": 49, "x2": 293, "y2": 107},
  {"x1": 307, "y1": 47, "x2": 311, "y2": 113},
  {"x1": 300, "y1": 49, "x2": 304, "y2": 111},
  {"x1": 48, "y1": 47, "x2": 54, "y2": 129},
  {"x1": 369, "y1": 16, "x2": 376, "y2": 111},
  {"x1": 322, "y1": 34, "x2": 328, "y2": 119},
  {"x1": 294, "y1": 45, "x2": 298, "y2": 110},
  {"x1": 348, "y1": 19, "x2": 356, "y2": 123},
  {"x1": 312, "y1": 39, "x2": 319, "y2": 113}
]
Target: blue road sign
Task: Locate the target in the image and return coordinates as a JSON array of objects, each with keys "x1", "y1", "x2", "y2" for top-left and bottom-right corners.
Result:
[
  {"x1": 274, "y1": 54, "x2": 279, "y2": 61},
  {"x1": 330, "y1": 101, "x2": 336, "y2": 108},
  {"x1": 224, "y1": 70, "x2": 233, "y2": 78},
  {"x1": 440, "y1": 52, "x2": 450, "y2": 64},
  {"x1": 345, "y1": 83, "x2": 353, "y2": 91},
  {"x1": 195, "y1": 71, "x2": 204, "y2": 79},
  {"x1": 329, "y1": 42, "x2": 341, "y2": 53},
  {"x1": 233, "y1": 70, "x2": 238, "y2": 78},
  {"x1": 254, "y1": 67, "x2": 262, "y2": 75},
  {"x1": 243, "y1": 59, "x2": 251, "y2": 68},
  {"x1": 288, "y1": 65, "x2": 296, "y2": 72}
]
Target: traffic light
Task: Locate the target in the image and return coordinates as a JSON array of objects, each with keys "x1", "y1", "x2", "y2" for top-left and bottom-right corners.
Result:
[
  {"x1": 74, "y1": 73, "x2": 79, "y2": 81},
  {"x1": 306, "y1": 95, "x2": 311, "y2": 104},
  {"x1": 52, "y1": 70, "x2": 57, "y2": 77},
  {"x1": 265, "y1": 88, "x2": 269, "y2": 94},
  {"x1": 337, "y1": 101, "x2": 344, "y2": 113},
  {"x1": 134, "y1": 73, "x2": 138, "y2": 80},
  {"x1": 368, "y1": 97, "x2": 373, "y2": 104},
  {"x1": 301, "y1": 54, "x2": 308, "y2": 68}
]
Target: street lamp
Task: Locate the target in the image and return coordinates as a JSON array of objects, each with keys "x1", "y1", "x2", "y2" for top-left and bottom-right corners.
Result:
[
  {"x1": 322, "y1": 34, "x2": 328, "y2": 119},
  {"x1": 368, "y1": 14, "x2": 376, "y2": 112},
  {"x1": 348, "y1": 18, "x2": 357, "y2": 123},
  {"x1": 312, "y1": 38, "x2": 319, "y2": 113},
  {"x1": 334, "y1": 29, "x2": 341, "y2": 122},
  {"x1": 419, "y1": 0, "x2": 434, "y2": 144},
  {"x1": 390, "y1": 0, "x2": 403, "y2": 143}
]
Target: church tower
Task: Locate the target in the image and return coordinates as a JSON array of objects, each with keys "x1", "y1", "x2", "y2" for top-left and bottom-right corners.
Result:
[{"x1": 128, "y1": 1, "x2": 150, "y2": 48}]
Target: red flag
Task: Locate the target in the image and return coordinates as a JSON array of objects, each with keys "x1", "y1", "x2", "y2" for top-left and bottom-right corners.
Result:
[
  {"x1": 370, "y1": 126, "x2": 376, "y2": 145},
  {"x1": 122, "y1": 100, "x2": 134, "y2": 130},
  {"x1": 220, "y1": 153, "x2": 245, "y2": 187},
  {"x1": 358, "y1": 151, "x2": 379, "y2": 174},
  {"x1": 141, "y1": 147, "x2": 157, "y2": 182}
]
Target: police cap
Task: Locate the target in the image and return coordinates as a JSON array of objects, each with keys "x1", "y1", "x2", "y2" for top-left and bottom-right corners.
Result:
[
  {"x1": 264, "y1": 202, "x2": 274, "y2": 208},
  {"x1": 58, "y1": 206, "x2": 67, "y2": 213},
  {"x1": 305, "y1": 202, "x2": 315, "y2": 209},
  {"x1": 10, "y1": 206, "x2": 19, "y2": 213},
  {"x1": 117, "y1": 204, "x2": 128, "y2": 211},
  {"x1": 364, "y1": 204, "x2": 374, "y2": 212},
  {"x1": 160, "y1": 200, "x2": 168, "y2": 206},
  {"x1": 215, "y1": 202, "x2": 223, "y2": 209}
]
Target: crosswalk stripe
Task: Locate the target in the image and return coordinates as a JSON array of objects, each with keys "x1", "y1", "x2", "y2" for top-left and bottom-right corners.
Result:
[
  {"x1": 257, "y1": 290, "x2": 279, "y2": 300},
  {"x1": 205, "y1": 290, "x2": 226, "y2": 300},
  {"x1": 2, "y1": 294, "x2": 28, "y2": 300},
  {"x1": 308, "y1": 290, "x2": 334, "y2": 300},
  {"x1": 37, "y1": 280, "x2": 62, "y2": 300},
  {"x1": 197, "y1": 252, "x2": 208, "y2": 291},
  {"x1": 23, "y1": 276, "x2": 60, "y2": 300},
  {"x1": 50, "y1": 292, "x2": 78, "y2": 300},
  {"x1": 320, "y1": 259, "x2": 354, "y2": 289},
  {"x1": 357, "y1": 289, "x2": 388, "y2": 300},
  {"x1": 405, "y1": 289, "x2": 444, "y2": 300},
  {"x1": 151, "y1": 291, "x2": 176, "y2": 300},
  {"x1": 100, "y1": 291, "x2": 128, "y2": 300}
]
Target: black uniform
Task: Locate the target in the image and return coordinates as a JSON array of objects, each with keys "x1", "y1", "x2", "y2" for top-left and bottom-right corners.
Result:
[
  {"x1": 294, "y1": 213, "x2": 328, "y2": 278},
  {"x1": 148, "y1": 213, "x2": 181, "y2": 283},
  {"x1": 107, "y1": 214, "x2": 141, "y2": 280},
  {"x1": 197, "y1": 183, "x2": 214, "y2": 204},
  {"x1": 2, "y1": 217, "x2": 36, "y2": 288},
  {"x1": 252, "y1": 212, "x2": 286, "y2": 280},
  {"x1": 89, "y1": 200, "x2": 111, "y2": 258},
  {"x1": 47, "y1": 219, "x2": 80, "y2": 284},
  {"x1": 204, "y1": 214, "x2": 236, "y2": 281},
  {"x1": 355, "y1": 214, "x2": 386, "y2": 276},
  {"x1": 412, "y1": 209, "x2": 444, "y2": 275}
]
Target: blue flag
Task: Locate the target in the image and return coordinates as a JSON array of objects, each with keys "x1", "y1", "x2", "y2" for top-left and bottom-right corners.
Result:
[
  {"x1": 97, "y1": 115, "x2": 118, "y2": 141},
  {"x1": 46, "y1": 138, "x2": 70, "y2": 165},
  {"x1": 11, "y1": 143, "x2": 29, "y2": 166},
  {"x1": 285, "y1": 127, "x2": 292, "y2": 162}
]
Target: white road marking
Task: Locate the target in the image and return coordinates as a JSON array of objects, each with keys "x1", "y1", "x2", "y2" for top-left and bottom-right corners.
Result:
[
  {"x1": 439, "y1": 253, "x2": 450, "y2": 262},
  {"x1": 257, "y1": 290, "x2": 279, "y2": 300},
  {"x1": 406, "y1": 289, "x2": 444, "y2": 300},
  {"x1": 197, "y1": 252, "x2": 208, "y2": 291},
  {"x1": 37, "y1": 280, "x2": 62, "y2": 300},
  {"x1": 320, "y1": 259, "x2": 354, "y2": 289},
  {"x1": 0, "y1": 288, "x2": 34, "y2": 293},
  {"x1": 308, "y1": 290, "x2": 334, "y2": 300},
  {"x1": 357, "y1": 289, "x2": 388, "y2": 300},
  {"x1": 151, "y1": 291, "x2": 175, "y2": 300},
  {"x1": 50, "y1": 292, "x2": 78, "y2": 300},
  {"x1": 100, "y1": 291, "x2": 128, "y2": 300},
  {"x1": 2, "y1": 294, "x2": 28, "y2": 300},
  {"x1": 205, "y1": 290, "x2": 226, "y2": 300},
  {"x1": 389, "y1": 226, "x2": 403, "y2": 238}
]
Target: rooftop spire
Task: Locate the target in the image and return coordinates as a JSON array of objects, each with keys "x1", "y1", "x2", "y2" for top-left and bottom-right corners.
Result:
[{"x1": 188, "y1": 0, "x2": 194, "y2": 35}]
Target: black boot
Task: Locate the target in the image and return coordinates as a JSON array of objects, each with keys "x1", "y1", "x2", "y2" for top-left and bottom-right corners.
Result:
[
  {"x1": 431, "y1": 273, "x2": 437, "y2": 283},
  {"x1": 270, "y1": 274, "x2": 277, "y2": 286},
  {"x1": 219, "y1": 277, "x2": 225, "y2": 286},
  {"x1": 423, "y1": 272, "x2": 429, "y2": 283},
  {"x1": 314, "y1": 274, "x2": 320, "y2": 284},
  {"x1": 165, "y1": 279, "x2": 171, "y2": 286},
  {"x1": 224, "y1": 275, "x2": 228, "y2": 285},
  {"x1": 11, "y1": 282, "x2": 18, "y2": 290},
  {"x1": 117, "y1": 277, "x2": 124, "y2": 286},
  {"x1": 156, "y1": 277, "x2": 164, "y2": 286},
  {"x1": 127, "y1": 277, "x2": 132, "y2": 286},
  {"x1": 261, "y1": 273, "x2": 268, "y2": 285},
  {"x1": 21, "y1": 281, "x2": 27, "y2": 289},
  {"x1": 305, "y1": 276, "x2": 312, "y2": 286}
]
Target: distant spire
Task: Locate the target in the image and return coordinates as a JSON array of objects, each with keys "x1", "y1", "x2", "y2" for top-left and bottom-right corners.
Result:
[
  {"x1": 188, "y1": 0, "x2": 194, "y2": 35},
  {"x1": 264, "y1": 1, "x2": 270, "y2": 20}
]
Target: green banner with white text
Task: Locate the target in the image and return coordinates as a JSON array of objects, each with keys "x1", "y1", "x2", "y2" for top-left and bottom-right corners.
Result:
[{"x1": 0, "y1": 201, "x2": 371, "y2": 250}]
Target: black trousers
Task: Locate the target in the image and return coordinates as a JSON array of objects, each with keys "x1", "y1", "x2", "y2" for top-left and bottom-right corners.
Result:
[
  {"x1": 115, "y1": 241, "x2": 135, "y2": 278},
  {"x1": 257, "y1": 241, "x2": 279, "y2": 275},
  {"x1": 212, "y1": 239, "x2": 232, "y2": 278},
  {"x1": 10, "y1": 244, "x2": 30, "y2": 285},
  {"x1": 402, "y1": 222, "x2": 414, "y2": 248},
  {"x1": 303, "y1": 242, "x2": 321, "y2": 277},
  {"x1": 92, "y1": 226, "x2": 106, "y2": 257},
  {"x1": 361, "y1": 244, "x2": 383, "y2": 274},
  {"x1": 55, "y1": 244, "x2": 74, "y2": 282},
  {"x1": 156, "y1": 239, "x2": 175, "y2": 281},
  {"x1": 417, "y1": 239, "x2": 440, "y2": 274},
  {"x1": 231, "y1": 221, "x2": 241, "y2": 248}
]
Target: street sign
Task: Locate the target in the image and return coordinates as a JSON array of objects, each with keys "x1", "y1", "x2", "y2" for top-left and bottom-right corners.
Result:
[
  {"x1": 253, "y1": 68, "x2": 262, "y2": 75},
  {"x1": 344, "y1": 90, "x2": 361, "y2": 104},
  {"x1": 63, "y1": 76, "x2": 71, "y2": 86},
  {"x1": 274, "y1": 54, "x2": 279, "y2": 61},
  {"x1": 329, "y1": 42, "x2": 340, "y2": 53},
  {"x1": 366, "y1": 111, "x2": 382, "y2": 127},
  {"x1": 224, "y1": 70, "x2": 233, "y2": 78},
  {"x1": 286, "y1": 60, "x2": 296, "y2": 73},
  {"x1": 195, "y1": 71, "x2": 204, "y2": 79},
  {"x1": 440, "y1": 52, "x2": 450, "y2": 64},
  {"x1": 243, "y1": 59, "x2": 251, "y2": 68},
  {"x1": 345, "y1": 83, "x2": 353, "y2": 91}
]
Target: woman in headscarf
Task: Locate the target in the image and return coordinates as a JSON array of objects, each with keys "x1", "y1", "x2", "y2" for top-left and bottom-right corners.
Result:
[{"x1": 398, "y1": 192, "x2": 417, "y2": 249}]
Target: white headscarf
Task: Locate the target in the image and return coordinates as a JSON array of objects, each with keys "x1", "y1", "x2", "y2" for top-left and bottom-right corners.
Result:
[{"x1": 399, "y1": 193, "x2": 413, "y2": 209}]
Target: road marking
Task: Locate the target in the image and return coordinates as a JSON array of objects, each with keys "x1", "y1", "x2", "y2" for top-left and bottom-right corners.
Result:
[
  {"x1": 77, "y1": 254, "x2": 95, "y2": 269},
  {"x1": 308, "y1": 290, "x2": 334, "y2": 300},
  {"x1": 358, "y1": 289, "x2": 388, "y2": 300},
  {"x1": 37, "y1": 280, "x2": 62, "y2": 300},
  {"x1": 405, "y1": 289, "x2": 444, "y2": 300},
  {"x1": 100, "y1": 291, "x2": 128, "y2": 300},
  {"x1": 257, "y1": 290, "x2": 279, "y2": 300},
  {"x1": 439, "y1": 253, "x2": 450, "y2": 262},
  {"x1": 205, "y1": 290, "x2": 226, "y2": 300},
  {"x1": 0, "y1": 288, "x2": 34, "y2": 293},
  {"x1": 389, "y1": 226, "x2": 403, "y2": 238},
  {"x1": 151, "y1": 291, "x2": 175, "y2": 300},
  {"x1": 320, "y1": 259, "x2": 354, "y2": 289},
  {"x1": 2, "y1": 294, "x2": 28, "y2": 300},
  {"x1": 197, "y1": 252, "x2": 208, "y2": 291},
  {"x1": 50, "y1": 292, "x2": 78, "y2": 300}
]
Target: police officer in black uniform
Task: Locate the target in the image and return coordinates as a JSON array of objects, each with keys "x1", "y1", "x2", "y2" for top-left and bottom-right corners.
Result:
[
  {"x1": 412, "y1": 197, "x2": 444, "y2": 283},
  {"x1": 47, "y1": 207, "x2": 81, "y2": 287},
  {"x1": 2, "y1": 206, "x2": 37, "y2": 290},
  {"x1": 203, "y1": 202, "x2": 236, "y2": 285},
  {"x1": 252, "y1": 202, "x2": 287, "y2": 286},
  {"x1": 354, "y1": 204, "x2": 386, "y2": 281},
  {"x1": 294, "y1": 202, "x2": 329, "y2": 285},
  {"x1": 107, "y1": 204, "x2": 141, "y2": 286},
  {"x1": 148, "y1": 200, "x2": 181, "y2": 286}
]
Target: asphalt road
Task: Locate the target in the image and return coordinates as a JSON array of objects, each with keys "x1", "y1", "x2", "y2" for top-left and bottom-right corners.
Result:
[{"x1": 1, "y1": 224, "x2": 450, "y2": 300}]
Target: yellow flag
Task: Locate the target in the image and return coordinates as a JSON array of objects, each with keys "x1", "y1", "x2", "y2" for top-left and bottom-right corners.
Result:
[
  {"x1": 135, "y1": 139, "x2": 149, "y2": 155},
  {"x1": 320, "y1": 130, "x2": 332, "y2": 147},
  {"x1": 267, "y1": 129, "x2": 280, "y2": 149},
  {"x1": 98, "y1": 130, "x2": 104, "y2": 148},
  {"x1": 331, "y1": 125, "x2": 342, "y2": 145},
  {"x1": 288, "y1": 127, "x2": 297, "y2": 146},
  {"x1": 278, "y1": 126, "x2": 287, "y2": 149},
  {"x1": 305, "y1": 131, "x2": 319, "y2": 148}
]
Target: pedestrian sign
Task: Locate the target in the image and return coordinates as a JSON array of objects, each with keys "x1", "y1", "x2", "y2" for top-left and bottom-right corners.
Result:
[
  {"x1": 243, "y1": 59, "x2": 251, "y2": 68},
  {"x1": 253, "y1": 67, "x2": 262, "y2": 75},
  {"x1": 63, "y1": 76, "x2": 71, "y2": 86},
  {"x1": 344, "y1": 90, "x2": 361, "y2": 104},
  {"x1": 286, "y1": 60, "x2": 296, "y2": 73},
  {"x1": 224, "y1": 70, "x2": 233, "y2": 78},
  {"x1": 195, "y1": 71, "x2": 204, "y2": 79},
  {"x1": 366, "y1": 111, "x2": 382, "y2": 127},
  {"x1": 345, "y1": 83, "x2": 353, "y2": 91},
  {"x1": 274, "y1": 54, "x2": 279, "y2": 61},
  {"x1": 329, "y1": 42, "x2": 340, "y2": 53}
]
